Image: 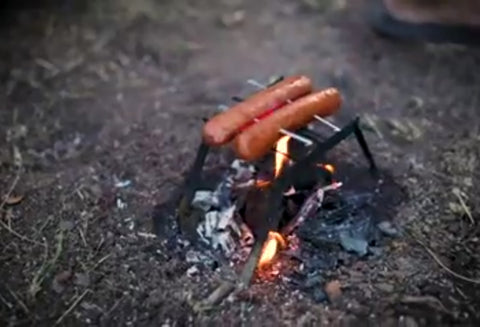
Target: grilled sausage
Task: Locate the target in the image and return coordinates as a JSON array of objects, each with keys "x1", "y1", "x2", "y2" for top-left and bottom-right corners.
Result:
[
  {"x1": 233, "y1": 88, "x2": 341, "y2": 161},
  {"x1": 202, "y1": 75, "x2": 312, "y2": 146}
]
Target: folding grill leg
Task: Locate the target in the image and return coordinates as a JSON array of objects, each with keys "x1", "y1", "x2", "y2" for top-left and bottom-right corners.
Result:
[
  {"x1": 178, "y1": 142, "x2": 210, "y2": 235},
  {"x1": 353, "y1": 119, "x2": 377, "y2": 172},
  {"x1": 297, "y1": 117, "x2": 377, "y2": 173},
  {"x1": 184, "y1": 142, "x2": 210, "y2": 195}
]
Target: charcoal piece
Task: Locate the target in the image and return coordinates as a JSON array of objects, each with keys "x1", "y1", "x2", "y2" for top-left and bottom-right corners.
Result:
[
  {"x1": 313, "y1": 289, "x2": 328, "y2": 303},
  {"x1": 290, "y1": 165, "x2": 331, "y2": 191},
  {"x1": 297, "y1": 190, "x2": 377, "y2": 257},
  {"x1": 198, "y1": 170, "x2": 225, "y2": 190},
  {"x1": 319, "y1": 192, "x2": 374, "y2": 225},
  {"x1": 212, "y1": 176, "x2": 233, "y2": 210},
  {"x1": 369, "y1": 246, "x2": 383, "y2": 257},
  {"x1": 282, "y1": 197, "x2": 300, "y2": 225},
  {"x1": 304, "y1": 252, "x2": 338, "y2": 271},
  {"x1": 180, "y1": 208, "x2": 204, "y2": 241},
  {"x1": 286, "y1": 197, "x2": 300, "y2": 217},
  {"x1": 304, "y1": 274, "x2": 324, "y2": 288},
  {"x1": 339, "y1": 232, "x2": 368, "y2": 256},
  {"x1": 243, "y1": 187, "x2": 270, "y2": 237},
  {"x1": 152, "y1": 200, "x2": 178, "y2": 238}
]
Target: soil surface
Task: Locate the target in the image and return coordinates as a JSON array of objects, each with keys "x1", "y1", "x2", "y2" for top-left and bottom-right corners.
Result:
[{"x1": 1, "y1": 0, "x2": 479, "y2": 326}]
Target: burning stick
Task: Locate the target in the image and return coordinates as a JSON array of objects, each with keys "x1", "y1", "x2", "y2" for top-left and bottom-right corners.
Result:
[
  {"x1": 281, "y1": 182, "x2": 343, "y2": 236},
  {"x1": 195, "y1": 281, "x2": 236, "y2": 312}
]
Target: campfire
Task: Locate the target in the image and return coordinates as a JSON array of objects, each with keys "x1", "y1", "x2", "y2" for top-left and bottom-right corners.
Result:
[{"x1": 174, "y1": 75, "x2": 378, "y2": 305}]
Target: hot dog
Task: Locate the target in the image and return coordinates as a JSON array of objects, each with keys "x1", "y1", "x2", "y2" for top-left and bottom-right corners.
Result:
[
  {"x1": 202, "y1": 75, "x2": 312, "y2": 146},
  {"x1": 233, "y1": 88, "x2": 341, "y2": 161}
]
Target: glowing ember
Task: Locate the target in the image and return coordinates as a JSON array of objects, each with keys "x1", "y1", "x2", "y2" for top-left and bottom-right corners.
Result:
[
  {"x1": 255, "y1": 179, "x2": 271, "y2": 188},
  {"x1": 258, "y1": 231, "x2": 286, "y2": 267},
  {"x1": 318, "y1": 163, "x2": 335, "y2": 174},
  {"x1": 324, "y1": 164, "x2": 335, "y2": 174},
  {"x1": 274, "y1": 136, "x2": 291, "y2": 177}
]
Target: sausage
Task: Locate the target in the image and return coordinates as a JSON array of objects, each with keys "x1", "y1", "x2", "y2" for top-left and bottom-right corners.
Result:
[
  {"x1": 233, "y1": 88, "x2": 341, "y2": 161},
  {"x1": 202, "y1": 75, "x2": 312, "y2": 146}
]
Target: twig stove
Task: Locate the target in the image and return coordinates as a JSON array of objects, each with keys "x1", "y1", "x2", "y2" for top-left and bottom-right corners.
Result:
[{"x1": 175, "y1": 75, "x2": 378, "y2": 307}]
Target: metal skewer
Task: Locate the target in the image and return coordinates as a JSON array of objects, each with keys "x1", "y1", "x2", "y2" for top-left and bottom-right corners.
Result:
[
  {"x1": 217, "y1": 104, "x2": 313, "y2": 146},
  {"x1": 246, "y1": 79, "x2": 341, "y2": 132}
]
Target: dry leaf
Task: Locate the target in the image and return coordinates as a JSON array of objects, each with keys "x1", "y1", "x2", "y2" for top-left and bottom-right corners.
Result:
[{"x1": 5, "y1": 194, "x2": 24, "y2": 205}]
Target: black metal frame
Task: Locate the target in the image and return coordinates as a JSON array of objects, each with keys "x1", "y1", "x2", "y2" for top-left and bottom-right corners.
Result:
[{"x1": 180, "y1": 117, "x2": 376, "y2": 210}]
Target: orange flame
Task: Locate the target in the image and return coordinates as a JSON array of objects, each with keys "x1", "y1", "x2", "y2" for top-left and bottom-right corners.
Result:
[
  {"x1": 256, "y1": 137, "x2": 290, "y2": 269},
  {"x1": 318, "y1": 163, "x2": 335, "y2": 174},
  {"x1": 274, "y1": 136, "x2": 291, "y2": 177},
  {"x1": 258, "y1": 231, "x2": 286, "y2": 267}
]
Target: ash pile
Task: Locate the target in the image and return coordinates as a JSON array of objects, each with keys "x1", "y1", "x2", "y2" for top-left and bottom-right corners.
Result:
[
  {"x1": 191, "y1": 159, "x2": 256, "y2": 260},
  {"x1": 187, "y1": 155, "x2": 401, "y2": 268}
]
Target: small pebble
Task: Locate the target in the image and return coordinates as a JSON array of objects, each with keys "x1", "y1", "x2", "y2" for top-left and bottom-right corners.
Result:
[
  {"x1": 377, "y1": 221, "x2": 399, "y2": 236},
  {"x1": 186, "y1": 265, "x2": 199, "y2": 277},
  {"x1": 324, "y1": 280, "x2": 342, "y2": 303},
  {"x1": 313, "y1": 289, "x2": 327, "y2": 303}
]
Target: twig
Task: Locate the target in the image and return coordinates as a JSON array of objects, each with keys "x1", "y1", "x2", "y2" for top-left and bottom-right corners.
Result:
[
  {"x1": 400, "y1": 295, "x2": 448, "y2": 313},
  {"x1": 0, "y1": 173, "x2": 20, "y2": 211},
  {"x1": 0, "y1": 219, "x2": 42, "y2": 246},
  {"x1": 420, "y1": 242, "x2": 480, "y2": 284},
  {"x1": 195, "y1": 281, "x2": 235, "y2": 312},
  {"x1": 0, "y1": 173, "x2": 41, "y2": 245},
  {"x1": 0, "y1": 293, "x2": 13, "y2": 309},
  {"x1": 103, "y1": 294, "x2": 125, "y2": 318},
  {"x1": 239, "y1": 239, "x2": 266, "y2": 287},
  {"x1": 29, "y1": 232, "x2": 64, "y2": 298},
  {"x1": 137, "y1": 232, "x2": 157, "y2": 239},
  {"x1": 7, "y1": 287, "x2": 30, "y2": 314},
  {"x1": 55, "y1": 289, "x2": 90, "y2": 325},
  {"x1": 89, "y1": 253, "x2": 111, "y2": 272},
  {"x1": 78, "y1": 227, "x2": 88, "y2": 247},
  {"x1": 29, "y1": 238, "x2": 50, "y2": 298},
  {"x1": 452, "y1": 188, "x2": 474, "y2": 225}
]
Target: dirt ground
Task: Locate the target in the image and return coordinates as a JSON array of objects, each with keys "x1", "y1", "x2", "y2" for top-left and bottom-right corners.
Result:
[{"x1": 1, "y1": 0, "x2": 479, "y2": 326}]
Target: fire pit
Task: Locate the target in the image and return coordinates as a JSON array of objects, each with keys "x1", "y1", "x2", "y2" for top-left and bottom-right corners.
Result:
[{"x1": 154, "y1": 75, "x2": 401, "y2": 307}]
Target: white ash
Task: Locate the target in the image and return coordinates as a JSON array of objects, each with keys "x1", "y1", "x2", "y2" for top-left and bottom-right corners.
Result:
[
  {"x1": 194, "y1": 160, "x2": 256, "y2": 257},
  {"x1": 230, "y1": 159, "x2": 256, "y2": 182},
  {"x1": 186, "y1": 265, "x2": 199, "y2": 277},
  {"x1": 192, "y1": 191, "x2": 219, "y2": 211}
]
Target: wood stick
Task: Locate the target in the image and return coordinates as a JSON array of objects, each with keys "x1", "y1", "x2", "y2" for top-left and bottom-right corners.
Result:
[
  {"x1": 281, "y1": 182, "x2": 342, "y2": 236},
  {"x1": 195, "y1": 281, "x2": 235, "y2": 311}
]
